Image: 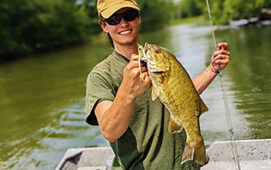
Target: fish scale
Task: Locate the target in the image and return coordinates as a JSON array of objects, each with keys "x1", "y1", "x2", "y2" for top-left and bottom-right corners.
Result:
[{"x1": 138, "y1": 43, "x2": 208, "y2": 165}]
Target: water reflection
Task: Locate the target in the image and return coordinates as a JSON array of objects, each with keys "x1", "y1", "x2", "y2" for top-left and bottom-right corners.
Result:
[
  {"x1": 0, "y1": 41, "x2": 113, "y2": 169},
  {"x1": 216, "y1": 26, "x2": 271, "y2": 139}
]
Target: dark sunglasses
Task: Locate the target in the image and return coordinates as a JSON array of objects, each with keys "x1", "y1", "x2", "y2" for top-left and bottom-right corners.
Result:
[{"x1": 104, "y1": 9, "x2": 139, "y2": 25}]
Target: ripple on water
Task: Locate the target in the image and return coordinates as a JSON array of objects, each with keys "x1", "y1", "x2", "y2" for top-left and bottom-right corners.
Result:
[{"x1": 9, "y1": 100, "x2": 108, "y2": 170}]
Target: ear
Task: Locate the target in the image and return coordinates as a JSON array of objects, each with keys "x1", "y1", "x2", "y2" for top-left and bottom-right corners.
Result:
[
  {"x1": 100, "y1": 20, "x2": 109, "y2": 33},
  {"x1": 138, "y1": 16, "x2": 142, "y2": 25}
]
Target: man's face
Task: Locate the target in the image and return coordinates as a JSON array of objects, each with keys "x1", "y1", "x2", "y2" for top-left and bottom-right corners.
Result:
[{"x1": 101, "y1": 8, "x2": 141, "y2": 47}]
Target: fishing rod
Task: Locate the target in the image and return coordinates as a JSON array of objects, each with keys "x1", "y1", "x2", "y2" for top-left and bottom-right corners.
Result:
[{"x1": 205, "y1": 0, "x2": 241, "y2": 170}]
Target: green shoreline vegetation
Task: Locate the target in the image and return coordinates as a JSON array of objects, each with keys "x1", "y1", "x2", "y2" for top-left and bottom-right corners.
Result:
[
  {"x1": 170, "y1": 16, "x2": 204, "y2": 26},
  {"x1": 0, "y1": 0, "x2": 270, "y2": 59}
]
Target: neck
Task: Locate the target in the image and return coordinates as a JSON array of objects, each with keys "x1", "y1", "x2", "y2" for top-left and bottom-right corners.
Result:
[{"x1": 114, "y1": 43, "x2": 139, "y2": 60}]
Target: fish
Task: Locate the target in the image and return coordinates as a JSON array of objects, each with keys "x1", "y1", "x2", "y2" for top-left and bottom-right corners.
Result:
[{"x1": 138, "y1": 43, "x2": 209, "y2": 165}]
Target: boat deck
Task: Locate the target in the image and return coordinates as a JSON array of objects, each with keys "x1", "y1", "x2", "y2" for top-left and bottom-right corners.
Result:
[{"x1": 56, "y1": 139, "x2": 271, "y2": 170}]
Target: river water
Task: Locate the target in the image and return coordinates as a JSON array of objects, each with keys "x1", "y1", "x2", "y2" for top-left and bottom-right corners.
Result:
[{"x1": 0, "y1": 23, "x2": 270, "y2": 169}]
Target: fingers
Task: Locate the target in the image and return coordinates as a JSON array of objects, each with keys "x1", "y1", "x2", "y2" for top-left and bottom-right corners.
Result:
[
  {"x1": 141, "y1": 72, "x2": 151, "y2": 85},
  {"x1": 126, "y1": 60, "x2": 148, "y2": 71},
  {"x1": 211, "y1": 54, "x2": 229, "y2": 66},
  {"x1": 122, "y1": 54, "x2": 151, "y2": 98},
  {"x1": 129, "y1": 54, "x2": 150, "y2": 80},
  {"x1": 213, "y1": 58, "x2": 230, "y2": 64},
  {"x1": 211, "y1": 42, "x2": 230, "y2": 71},
  {"x1": 212, "y1": 44, "x2": 230, "y2": 63},
  {"x1": 212, "y1": 54, "x2": 229, "y2": 61},
  {"x1": 125, "y1": 54, "x2": 148, "y2": 79},
  {"x1": 212, "y1": 50, "x2": 230, "y2": 58},
  {"x1": 130, "y1": 54, "x2": 139, "y2": 61},
  {"x1": 217, "y1": 42, "x2": 228, "y2": 51}
]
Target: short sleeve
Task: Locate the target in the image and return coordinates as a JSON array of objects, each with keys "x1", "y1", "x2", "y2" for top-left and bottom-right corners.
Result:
[{"x1": 85, "y1": 72, "x2": 115, "y2": 125}]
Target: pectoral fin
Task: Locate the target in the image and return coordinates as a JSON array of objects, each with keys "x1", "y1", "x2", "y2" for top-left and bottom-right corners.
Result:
[
  {"x1": 151, "y1": 86, "x2": 159, "y2": 101},
  {"x1": 168, "y1": 114, "x2": 183, "y2": 134}
]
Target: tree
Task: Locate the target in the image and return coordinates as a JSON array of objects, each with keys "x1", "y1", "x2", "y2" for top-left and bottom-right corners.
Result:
[
  {"x1": 0, "y1": 0, "x2": 99, "y2": 58},
  {"x1": 179, "y1": 0, "x2": 202, "y2": 18},
  {"x1": 138, "y1": 0, "x2": 175, "y2": 32},
  {"x1": 194, "y1": 0, "x2": 271, "y2": 25}
]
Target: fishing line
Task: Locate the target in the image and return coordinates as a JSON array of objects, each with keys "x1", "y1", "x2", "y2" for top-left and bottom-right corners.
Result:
[{"x1": 205, "y1": 0, "x2": 241, "y2": 170}]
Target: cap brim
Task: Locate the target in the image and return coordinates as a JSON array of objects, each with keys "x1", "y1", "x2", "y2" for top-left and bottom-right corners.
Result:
[{"x1": 101, "y1": 2, "x2": 140, "y2": 19}]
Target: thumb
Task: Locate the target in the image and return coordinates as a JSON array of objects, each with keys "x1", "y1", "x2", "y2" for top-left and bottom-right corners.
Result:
[{"x1": 130, "y1": 54, "x2": 139, "y2": 61}]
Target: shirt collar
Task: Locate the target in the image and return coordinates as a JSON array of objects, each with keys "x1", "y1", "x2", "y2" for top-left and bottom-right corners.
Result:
[{"x1": 113, "y1": 50, "x2": 130, "y2": 63}]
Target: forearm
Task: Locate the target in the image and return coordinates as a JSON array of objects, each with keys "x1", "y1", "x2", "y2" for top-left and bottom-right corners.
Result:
[
  {"x1": 98, "y1": 84, "x2": 136, "y2": 142},
  {"x1": 192, "y1": 65, "x2": 218, "y2": 95}
]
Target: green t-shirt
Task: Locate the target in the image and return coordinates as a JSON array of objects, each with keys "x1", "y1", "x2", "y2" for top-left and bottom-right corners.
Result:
[{"x1": 85, "y1": 50, "x2": 201, "y2": 170}]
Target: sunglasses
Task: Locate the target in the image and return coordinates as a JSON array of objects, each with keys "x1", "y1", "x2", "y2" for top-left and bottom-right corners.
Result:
[{"x1": 104, "y1": 9, "x2": 139, "y2": 25}]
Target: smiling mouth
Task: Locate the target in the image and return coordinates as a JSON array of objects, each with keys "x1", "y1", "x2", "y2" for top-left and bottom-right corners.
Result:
[{"x1": 119, "y1": 30, "x2": 132, "y2": 35}]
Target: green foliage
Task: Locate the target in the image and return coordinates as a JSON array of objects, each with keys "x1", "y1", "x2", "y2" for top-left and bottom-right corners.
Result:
[
  {"x1": 223, "y1": 0, "x2": 269, "y2": 20},
  {"x1": 194, "y1": 0, "x2": 271, "y2": 25},
  {"x1": 178, "y1": 0, "x2": 202, "y2": 18},
  {"x1": 82, "y1": 0, "x2": 102, "y2": 35},
  {"x1": 0, "y1": 0, "x2": 100, "y2": 57},
  {"x1": 171, "y1": 16, "x2": 204, "y2": 25},
  {"x1": 138, "y1": 0, "x2": 175, "y2": 32},
  {"x1": 0, "y1": 0, "x2": 177, "y2": 57},
  {"x1": 1, "y1": 0, "x2": 270, "y2": 57}
]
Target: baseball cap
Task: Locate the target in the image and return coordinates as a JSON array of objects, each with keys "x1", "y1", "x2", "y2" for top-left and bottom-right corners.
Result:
[{"x1": 97, "y1": 0, "x2": 140, "y2": 19}]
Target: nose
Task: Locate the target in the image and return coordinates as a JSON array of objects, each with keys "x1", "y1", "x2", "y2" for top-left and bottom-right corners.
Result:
[{"x1": 119, "y1": 17, "x2": 128, "y2": 27}]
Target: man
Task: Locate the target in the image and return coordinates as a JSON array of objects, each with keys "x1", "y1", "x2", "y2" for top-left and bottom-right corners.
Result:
[{"x1": 85, "y1": 0, "x2": 230, "y2": 169}]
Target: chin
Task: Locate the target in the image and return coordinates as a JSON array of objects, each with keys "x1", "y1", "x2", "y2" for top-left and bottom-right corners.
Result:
[{"x1": 116, "y1": 37, "x2": 138, "y2": 46}]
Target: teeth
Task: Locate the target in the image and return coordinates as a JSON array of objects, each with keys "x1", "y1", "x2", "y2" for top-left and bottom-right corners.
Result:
[{"x1": 120, "y1": 30, "x2": 131, "y2": 34}]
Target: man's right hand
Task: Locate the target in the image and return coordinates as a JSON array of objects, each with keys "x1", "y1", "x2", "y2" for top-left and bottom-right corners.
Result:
[
  {"x1": 94, "y1": 54, "x2": 151, "y2": 142},
  {"x1": 120, "y1": 54, "x2": 151, "y2": 101}
]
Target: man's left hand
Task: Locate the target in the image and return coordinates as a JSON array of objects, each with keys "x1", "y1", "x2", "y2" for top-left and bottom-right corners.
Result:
[{"x1": 210, "y1": 42, "x2": 230, "y2": 73}]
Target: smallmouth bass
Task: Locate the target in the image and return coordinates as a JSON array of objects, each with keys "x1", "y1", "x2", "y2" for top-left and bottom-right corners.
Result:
[{"x1": 138, "y1": 43, "x2": 208, "y2": 165}]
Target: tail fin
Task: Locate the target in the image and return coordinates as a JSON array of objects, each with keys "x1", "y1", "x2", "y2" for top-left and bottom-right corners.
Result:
[{"x1": 181, "y1": 141, "x2": 206, "y2": 165}]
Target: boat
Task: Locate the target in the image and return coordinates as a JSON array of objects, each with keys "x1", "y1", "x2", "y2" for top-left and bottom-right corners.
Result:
[{"x1": 56, "y1": 139, "x2": 271, "y2": 170}]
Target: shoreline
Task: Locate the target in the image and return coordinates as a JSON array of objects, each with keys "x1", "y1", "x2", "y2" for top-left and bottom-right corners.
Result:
[{"x1": 1, "y1": 16, "x2": 270, "y2": 62}]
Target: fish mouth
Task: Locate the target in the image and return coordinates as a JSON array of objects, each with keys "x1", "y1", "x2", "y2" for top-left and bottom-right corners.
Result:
[{"x1": 151, "y1": 70, "x2": 165, "y2": 74}]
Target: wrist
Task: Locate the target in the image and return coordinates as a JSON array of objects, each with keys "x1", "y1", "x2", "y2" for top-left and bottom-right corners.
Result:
[
  {"x1": 118, "y1": 82, "x2": 136, "y2": 102},
  {"x1": 210, "y1": 63, "x2": 220, "y2": 74}
]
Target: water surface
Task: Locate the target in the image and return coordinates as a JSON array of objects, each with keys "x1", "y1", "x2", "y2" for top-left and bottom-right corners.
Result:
[{"x1": 0, "y1": 23, "x2": 270, "y2": 169}]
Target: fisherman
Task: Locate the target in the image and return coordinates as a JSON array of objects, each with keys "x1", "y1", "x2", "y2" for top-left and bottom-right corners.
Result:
[{"x1": 85, "y1": 0, "x2": 230, "y2": 169}]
